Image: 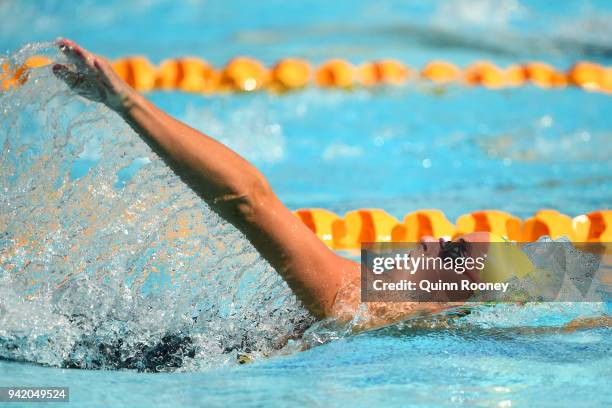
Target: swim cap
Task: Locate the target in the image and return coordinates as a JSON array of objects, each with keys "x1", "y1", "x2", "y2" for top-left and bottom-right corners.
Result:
[{"x1": 478, "y1": 233, "x2": 536, "y2": 283}]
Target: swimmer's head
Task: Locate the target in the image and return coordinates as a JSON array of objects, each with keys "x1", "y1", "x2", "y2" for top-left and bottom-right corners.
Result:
[
  {"x1": 402, "y1": 232, "x2": 491, "y2": 300},
  {"x1": 423, "y1": 232, "x2": 535, "y2": 278},
  {"x1": 409, "y1": 232, "x2": 534, "y2": 300}
]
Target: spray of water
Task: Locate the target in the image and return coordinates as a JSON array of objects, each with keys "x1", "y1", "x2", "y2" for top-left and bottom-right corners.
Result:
[{"x1": 0, "y1": 43, "x2": 312, "y2": 372}]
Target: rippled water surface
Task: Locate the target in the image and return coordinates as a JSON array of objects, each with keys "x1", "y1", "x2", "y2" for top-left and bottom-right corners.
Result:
[{"x1": 1, "y1": 0, "x2": 611, "y2": 407}]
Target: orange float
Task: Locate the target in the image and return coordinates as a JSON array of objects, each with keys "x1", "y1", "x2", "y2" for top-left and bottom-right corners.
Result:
[
  {"x1": 335, "y1": 209, "x2": 400, "y2": 249},
  {"x1": 567, "y1": 61, "x2": 604, "y2": 91},
  {"x1": 521, "y1": 209, "x2": 575, "y2": 241},
  {"x1": 421, "y1": 60, "x2": 462, "y2": 83},
  {"x1": 553, "y1": 72, "x2": 568, "y2": 87},
  {"x1": 315, "y1": 59, "x2": 354, "y2": 88},
  {"x1": 572, "y1": 210, "x2": 612, "y2": 242},
  {"x1": 156, "y1": 58, "x2": 218, "y2": 92},
  {"x1": 1, "y1": 55, "x2": 53, "y2": 90},
  {"x1": 294, "y1": 209, "x2": 344, "y2": 248},
  {"x1": 271, "y1": 58, "x2": 312, "y2": 90},
  {"x1": 523, "y1": 62, "x2": 565, "y2": 88},
  {"x1": 464, "y1": 61, "x2": 505, "y2": 88},
  {"x1": 392, "y1": 210, "x2": 456, "y2": 242},
  {"x1": 601, "y1": 68, "x2": 612, "y2": 93},
  {"x1": 376, "y1": 60, "x2": 411, "y2": 84},
  {"x1": 221, "y1": 57, "x2": 268, "y2": 91},
  {"x1": 155, "y1": 59, "x2": 179, "y2": 90},
  {"x1": 358, "y1": 63, "x2": 378, "y2": 86},
  {"x1": 455, "y1": 210, "x2": 522, "y2": 241},
  {"x1": 111, "y1": 57, "x2": 157, "y2": 91},
  {"x1": 504, "y1": 64, "x2": 526, "y2": 87},
  {"x1": 24, "y1": 55, "x2": 53, "y2": 69},
  {"x1": 358, "y1": 59, "x2": 410, "y2": 86},
  {"x1": 0, "y1": 62, "x2": 19, "y2": 90}
]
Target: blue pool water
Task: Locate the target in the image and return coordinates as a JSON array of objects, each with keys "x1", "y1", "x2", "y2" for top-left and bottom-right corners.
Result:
[{"x1": 1, "y1": 1, "x2": 611, "y2": 407}]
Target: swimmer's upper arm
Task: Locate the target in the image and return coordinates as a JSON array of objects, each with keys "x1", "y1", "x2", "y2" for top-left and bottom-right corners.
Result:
[{"x1": 235, "y1": 185, "x2": 360, "y2": 318}]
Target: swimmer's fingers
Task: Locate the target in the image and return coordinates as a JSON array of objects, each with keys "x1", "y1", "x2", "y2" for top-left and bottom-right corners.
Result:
[
  {"x1": 58, "y1": 38, "x2": 86, "y2": 62},
  {"x1": 57, "y1": 38, "x2": 97, "y2": 73},
  {"x1": 58, "y1": 40, "x2": 120, "y2": 89},
  {"x1": 56, "y1": 39, "x2": 133, "y2": 112},
  {"x1": 57, "y1": 39, "x2": 87, "y2": 70},
  {"x1": 53, "y1": 64, "x2": 105, "y2": 103},
  {"x1": 52, "y1": 64, "x2": 86, "y2": 89}
]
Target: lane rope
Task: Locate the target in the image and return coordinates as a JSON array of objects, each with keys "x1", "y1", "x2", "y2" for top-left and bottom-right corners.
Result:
[
  {"x1": 3, "y1": 55, "x2": 612, "y2": 94},
  {"x1": 293, "y1": 209, "x2": 612, "y2": 248}
]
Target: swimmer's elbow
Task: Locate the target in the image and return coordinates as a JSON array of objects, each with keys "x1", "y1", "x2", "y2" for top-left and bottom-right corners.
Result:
[
  {"x1": 240, "y1": 171, "x2": 275, "y2": 221},
  {"x1": 212, "y1": 169, "x2": 274, "y2": 223}
]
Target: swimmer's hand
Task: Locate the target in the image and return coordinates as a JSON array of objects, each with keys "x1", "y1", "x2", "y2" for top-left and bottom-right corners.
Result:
[{"x1": 53, "y1": 38, "x2": 134, "y2": 113}]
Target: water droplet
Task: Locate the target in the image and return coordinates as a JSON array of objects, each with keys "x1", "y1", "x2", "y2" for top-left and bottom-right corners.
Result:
[
  {"x1": 579, "y1": 131, "x2": 591, "y2": 142},
  {"x1": 539, "y1": 115, "x2": 553, "y2": 128}
]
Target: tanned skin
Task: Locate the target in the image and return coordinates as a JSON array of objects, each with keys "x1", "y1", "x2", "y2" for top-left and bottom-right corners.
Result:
[{"x1": 52, "y1": 39, "x2": 609, "y2": 333}]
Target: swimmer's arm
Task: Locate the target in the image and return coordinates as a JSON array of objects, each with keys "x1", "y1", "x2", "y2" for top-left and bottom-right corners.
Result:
[
  {"x1": 53, "y1": 39, "x2": 357, "y2": 319},
  {"x1": 119, "y1": 96, "x2": 361, "y2": 318}
]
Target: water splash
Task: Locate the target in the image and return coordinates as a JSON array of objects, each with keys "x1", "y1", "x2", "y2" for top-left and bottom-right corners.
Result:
[{"x1": 0, "y1": 43, "x2": 312, "y2": 372}]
